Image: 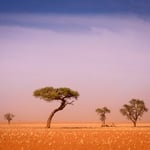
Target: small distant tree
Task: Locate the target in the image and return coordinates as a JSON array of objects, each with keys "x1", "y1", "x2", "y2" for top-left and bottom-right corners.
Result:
[
  {"x1": 33, "y1": 87, "x2": 79, "y2": 128},
  {"x1": 4, "y1": 113, "x2": 15, "y2": 124},
  {"x1": 96, "y1": 107, "x2": 110, "y2": 127},
  {"x1": 120, "y1": 99, "x2": 148, "y2": 127}
]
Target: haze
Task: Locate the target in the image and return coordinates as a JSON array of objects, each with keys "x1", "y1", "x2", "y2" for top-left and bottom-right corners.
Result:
[{"x1": 0, "y1": 0, "x2": 150, "y2": 123}]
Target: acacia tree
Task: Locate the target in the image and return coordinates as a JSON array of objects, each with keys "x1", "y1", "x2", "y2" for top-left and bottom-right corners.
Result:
[
  {"x1": 96, "y1": 107, "x2": 110, "y2": 127},
  {"x1": 33, "y1": 87, "x2": 79, "y2": 128},
  {"x1": 4, "y1": 113, "x2": 15, "y2": 124},
  {"x1": 120, "y1": 99, "x2": 148, "y2": 127}
]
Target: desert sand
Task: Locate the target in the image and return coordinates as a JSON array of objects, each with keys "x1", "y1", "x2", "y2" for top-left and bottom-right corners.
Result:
[{"x1": 0, "y1": 122, "x2": 150, "y2": 150}]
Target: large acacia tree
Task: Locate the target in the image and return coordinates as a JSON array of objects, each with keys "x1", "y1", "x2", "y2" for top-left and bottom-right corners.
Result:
[
  {"x1": 96, "y1": 107, "x2": 110, "y2": 127},
  {"x1": 120, "y1": 99, "x2": 148, "y2": 127},
  {"x1": 33, "y1": 87, "x2": 79, "y2": 128}
]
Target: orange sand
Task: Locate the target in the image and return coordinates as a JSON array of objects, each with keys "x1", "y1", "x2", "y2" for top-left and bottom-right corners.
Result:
[{"x1": 0, "y1": 123, "x2": 150, "y2": 150}]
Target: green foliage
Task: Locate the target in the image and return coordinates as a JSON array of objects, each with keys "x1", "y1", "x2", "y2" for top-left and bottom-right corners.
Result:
[
  {"x1": 33, "y1": 86, "x2": 79, "y2": 128},
  {"x1": 120, "y1": 99, "x2": 148, "y2": 126},
  {"x1": 33, "y1": 87, "x2": 79, "y2": 102}
]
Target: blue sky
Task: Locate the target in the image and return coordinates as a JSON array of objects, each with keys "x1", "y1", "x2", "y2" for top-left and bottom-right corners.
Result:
[
  {"x1": 0, "y1": 0, "x2": 150, "y2": 15},
  {"x1": 0, "y1": 0, "x2": 150, "y2": 123}
]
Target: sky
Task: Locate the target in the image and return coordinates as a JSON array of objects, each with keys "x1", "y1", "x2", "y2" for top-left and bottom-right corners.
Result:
[{"x1": 0, "y1": 0, "x2": 150, "y2": 123}]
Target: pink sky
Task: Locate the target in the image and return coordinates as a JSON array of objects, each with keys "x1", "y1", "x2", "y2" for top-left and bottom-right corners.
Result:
[{"x1": 0, "y1": 14, "x2": 150, "y2": 123}]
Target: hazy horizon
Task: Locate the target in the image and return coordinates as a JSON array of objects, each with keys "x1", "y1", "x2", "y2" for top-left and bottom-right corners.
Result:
[{"x1": 0, "y1": 0, "x2": 150, "y2": 123}]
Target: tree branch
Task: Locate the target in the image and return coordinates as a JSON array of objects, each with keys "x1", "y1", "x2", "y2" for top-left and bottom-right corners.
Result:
[{"x1": 65, "y1": 100, "x2": 74, "y2": 106}]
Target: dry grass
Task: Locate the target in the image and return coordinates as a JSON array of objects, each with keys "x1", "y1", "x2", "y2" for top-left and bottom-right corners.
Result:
[{"x1": 0, "y1": 123, "x2": 150, "y2": 150}]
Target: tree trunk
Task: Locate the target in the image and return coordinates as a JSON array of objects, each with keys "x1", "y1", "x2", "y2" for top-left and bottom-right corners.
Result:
[
  {"x1": 47, "y1": 100, "x2": 66, "y2": 128},
  {"x1": 133, "y1": 121, "x2": 136, "y2": 127},
  {"x1": 8, "y1": 120, "x2": 11, "y2": 125},
  {"x1": 103, "y1": 119, "x2": 105, "y2": 126}
]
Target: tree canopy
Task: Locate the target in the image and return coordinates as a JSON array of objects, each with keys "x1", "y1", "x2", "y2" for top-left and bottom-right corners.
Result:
[
  {"x1": 96, "y1": 107, "x2": 110, "y2": 126},
  {"x1": 120, "y1": 99, "x2": 148, "y2": 127},
  {"x1": 33, "y1": 86, "x2": 79, "y2": 128},
  {"x1": 4, "y1": 113, "x2": 15, "y2": 124},
  {"x1": 34, "y1": 87, "x2": 79, "y2": 102}
]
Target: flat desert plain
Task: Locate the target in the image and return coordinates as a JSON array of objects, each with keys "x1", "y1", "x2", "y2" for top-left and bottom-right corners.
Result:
[{"x1": 0, "y1": 122, "x2": 150, "y2": 150}]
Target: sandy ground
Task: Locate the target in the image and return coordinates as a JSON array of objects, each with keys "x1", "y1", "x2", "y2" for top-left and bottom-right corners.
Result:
[{"x1": 0, "y1": 122, "x2": 150, "y2": 150}]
